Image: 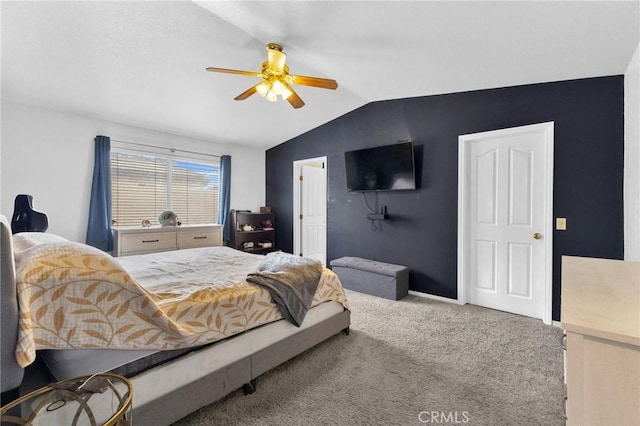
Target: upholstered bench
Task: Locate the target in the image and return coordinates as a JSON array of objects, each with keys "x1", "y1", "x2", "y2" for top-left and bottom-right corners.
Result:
[{"x1": 330, "y1": 257, "x2": 409, "y2": 300}]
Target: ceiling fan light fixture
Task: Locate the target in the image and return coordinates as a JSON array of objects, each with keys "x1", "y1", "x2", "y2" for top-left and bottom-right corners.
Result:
[
  {"x1": 256, "y1": 81, "x2": 271, "y2": 98},
  {"x1": 207, "y1": 42, "x2": 338, "y2": 109},
  {"x1": 256, "y1": 79, "x2": 292, "y2": 102},
  {"x1": 257, "y1": 81, "x2": 278, "y2": 102},
  {"x1": 271, "y1": 80, "x2": 293, "y2": 100},
  {"x1": 265, "y1": 91, "x2": 278, "y2": 102}
]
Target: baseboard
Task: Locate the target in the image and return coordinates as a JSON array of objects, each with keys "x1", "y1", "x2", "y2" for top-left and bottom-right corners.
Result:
[
  {"x1": 408, "y1": 292, "x2": 559, "y2": 325},
  {"x1": 408, "y1": 290, "x2": 464, "y2": 305}
]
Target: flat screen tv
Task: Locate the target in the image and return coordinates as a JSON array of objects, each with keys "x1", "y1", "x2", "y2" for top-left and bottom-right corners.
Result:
[{"x1": 345, "y1": 141, "x2": 416, "y2": 192}]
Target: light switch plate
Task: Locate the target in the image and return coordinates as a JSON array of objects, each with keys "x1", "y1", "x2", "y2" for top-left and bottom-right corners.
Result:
[{"x1": 556, "y1": 217, "x2": 567, "y2": 231}]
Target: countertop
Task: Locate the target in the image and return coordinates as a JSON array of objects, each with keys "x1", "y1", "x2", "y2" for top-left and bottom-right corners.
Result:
[{"x1": 561, "y1": 255, "x2": 640, "y2": 346}]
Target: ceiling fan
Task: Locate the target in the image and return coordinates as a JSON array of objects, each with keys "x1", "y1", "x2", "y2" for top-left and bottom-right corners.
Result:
[{"x1": 206, "y1": 43, "x2": 338, "y2": 109}]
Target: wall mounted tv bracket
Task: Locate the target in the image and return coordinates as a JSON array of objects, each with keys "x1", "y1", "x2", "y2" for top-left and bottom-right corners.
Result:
[{"x1": 367, "y1": 206, "x2": 389, "y2": 221}]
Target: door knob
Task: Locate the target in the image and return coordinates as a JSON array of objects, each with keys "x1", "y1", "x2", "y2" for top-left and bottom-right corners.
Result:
[{"x1": 533, "y1": 232, "x2": 543, "y2": 240}]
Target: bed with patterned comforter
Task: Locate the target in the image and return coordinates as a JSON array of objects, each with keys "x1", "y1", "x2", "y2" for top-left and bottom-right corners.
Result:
[
  {"x1": 1, "y1": 215, "x2": 350, "y2": 426},
  {"x1": 14, "y1": 241, "x2": 350, "y2": 368}
]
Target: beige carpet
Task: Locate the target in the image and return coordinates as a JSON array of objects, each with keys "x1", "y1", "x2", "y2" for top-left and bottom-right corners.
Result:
[{"x1": 174, "y1": 290, "x2": 565, "y2": 426}]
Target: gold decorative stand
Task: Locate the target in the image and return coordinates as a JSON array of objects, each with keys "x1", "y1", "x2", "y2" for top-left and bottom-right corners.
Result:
[{"x1": 1, "y1": 373, "x2": 132, "y2": 426}]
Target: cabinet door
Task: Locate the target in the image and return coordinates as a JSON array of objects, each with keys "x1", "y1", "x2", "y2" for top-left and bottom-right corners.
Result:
[
  {"x1": 565, "y1": 331, "x2": 640, "y2": 426},
  {"x1": 178, "y1": 228, "x2": 222, "y2": 249},
  {"x1": 120, "y1": 231, "x2": 177, "y2": 255}
]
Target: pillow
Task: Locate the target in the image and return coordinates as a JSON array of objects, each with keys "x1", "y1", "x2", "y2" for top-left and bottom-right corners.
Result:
[{"x1": 13, "y1": 232, "x2": 68, "y2": 253}]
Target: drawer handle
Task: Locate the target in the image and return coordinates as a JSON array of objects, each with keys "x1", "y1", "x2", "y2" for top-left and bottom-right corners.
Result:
[
  {"x1": 142, "y1": 239, "x2": 160, "y2": 243},
  {"x1": 193, "y1": 236, "x2": 207, "y2": 240}
]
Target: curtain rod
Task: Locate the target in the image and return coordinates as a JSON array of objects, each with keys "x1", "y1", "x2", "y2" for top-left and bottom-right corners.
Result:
[{"x1": 110, "y1": 138, "x2": 221, "y2": 159}]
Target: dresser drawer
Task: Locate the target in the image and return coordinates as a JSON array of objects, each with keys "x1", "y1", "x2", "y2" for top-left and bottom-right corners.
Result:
[
  {"x1": 178, "y1": 228, "x2": 222, "y2": 249},
  {"x1": 120, "y1": 231, "x2": 177, "y2": 254}
]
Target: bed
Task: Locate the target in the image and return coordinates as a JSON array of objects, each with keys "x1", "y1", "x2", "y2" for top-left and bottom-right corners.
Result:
[{"x1": 0, "y1": 215, "x2": 351, "y2": 425}]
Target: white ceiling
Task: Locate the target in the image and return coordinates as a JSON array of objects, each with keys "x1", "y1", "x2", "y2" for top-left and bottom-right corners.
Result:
[{"x1": 2, "y1": 1, "x2": 639, "y2": 149}]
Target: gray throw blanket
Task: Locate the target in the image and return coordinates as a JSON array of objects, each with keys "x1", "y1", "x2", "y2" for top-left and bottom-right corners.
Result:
[{"x1": 246, "y1": 252, "x2": 322, "y2": 327}]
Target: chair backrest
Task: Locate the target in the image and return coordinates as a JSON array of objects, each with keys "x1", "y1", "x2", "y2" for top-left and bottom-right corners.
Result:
[
  {"x1": 1, "y1": 214, "x2": 24, "y2": 392},
  {"x1": 11, "y1": 194, "x2": 48, "y2": 234}
]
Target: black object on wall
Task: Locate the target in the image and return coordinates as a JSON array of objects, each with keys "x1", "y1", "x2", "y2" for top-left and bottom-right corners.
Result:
[
  {"x1": 345, "y1": 141, "x2": 417, "y2": 191},
  {"x1": 266, "y1": 76, "x2": 624, "y2": 322}
]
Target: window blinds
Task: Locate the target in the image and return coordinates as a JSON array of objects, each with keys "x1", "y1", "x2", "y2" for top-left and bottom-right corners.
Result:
[
  {"x1": 111, "y1": 151, "x2": 219, "y2": 227},
  {"x1": 171, "y1": 160, "x2": 219, "y2": 225}
]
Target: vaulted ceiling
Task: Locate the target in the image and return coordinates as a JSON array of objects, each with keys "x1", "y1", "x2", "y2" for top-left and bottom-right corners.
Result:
[{"x1": 2, "y1": 1, "x2": 639, "y2": 149}]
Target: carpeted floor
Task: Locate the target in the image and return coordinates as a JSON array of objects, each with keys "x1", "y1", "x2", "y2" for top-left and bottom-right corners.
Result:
[{"x1": 175, "y1": 290, "x2": 565, "y2": 426}]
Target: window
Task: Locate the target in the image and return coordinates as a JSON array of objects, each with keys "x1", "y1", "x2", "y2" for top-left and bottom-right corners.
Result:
[{"x1": 111, "y1": 150, "x2": 220, "y2": 227}]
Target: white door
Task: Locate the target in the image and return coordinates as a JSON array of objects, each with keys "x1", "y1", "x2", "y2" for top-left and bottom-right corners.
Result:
[
  {"x1": 458, "y1": 123, "x2": 553, "y2": 323},
  {"x1": 293, "y1": 158, "x2": 327, "y2": 265}
]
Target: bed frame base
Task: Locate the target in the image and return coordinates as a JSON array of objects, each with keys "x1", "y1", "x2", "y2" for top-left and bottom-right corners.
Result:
[
  {"x1": 133, "y1": 309, "x2": 350, "y2": 426},
  {"x1": 243, "y1": 379, "x2": 257, "y2": 395},
  {"x1": 241, "y1": 325, "x2": 349, "y2": 396}
]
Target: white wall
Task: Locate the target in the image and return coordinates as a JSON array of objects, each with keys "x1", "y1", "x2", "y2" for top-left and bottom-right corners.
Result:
[
  {"x1": 1, "y1": 101, "x2": 265, "y2": 242},
  {"x1": 625, "y1": 42, "x2": 640, "y2": 261}
]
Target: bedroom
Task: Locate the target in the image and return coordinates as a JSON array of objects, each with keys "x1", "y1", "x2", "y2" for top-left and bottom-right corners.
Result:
[{"x1": 1, "y1": 1, "x2": 639, "y2": 425}]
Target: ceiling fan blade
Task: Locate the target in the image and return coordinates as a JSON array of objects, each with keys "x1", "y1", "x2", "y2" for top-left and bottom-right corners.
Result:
[
  {"x1": 234, "y1": 84, "x2": 259, "y2": 101},
  {"x1": 290, "y1": 74, "x2": 338, "y2": 90},
  {"x1": 206, "y1": 67, "x2": 263, "y2": 78},
  {"x1": 267, "y1": 48, "x2": 287, "y2": 72},
  {"x1": 285, "y1": 84, "x2": 305, "y2": 109}
]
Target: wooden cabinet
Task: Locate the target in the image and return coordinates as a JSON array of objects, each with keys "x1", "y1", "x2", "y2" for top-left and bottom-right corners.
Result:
[
  {"x1": 230, "y1": 211, "x2": 276, "y2": 254},
  {"x1": 561, "y1": 256, "x2": 640, "y2": 426},
  {"x1": 112, "y1": 224, "x2": 222, "y2": 256}
]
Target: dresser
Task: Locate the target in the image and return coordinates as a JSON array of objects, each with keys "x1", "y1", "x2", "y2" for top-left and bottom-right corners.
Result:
[
  {"x1": 561, "y1": 256, "x2": 640, "y2": 426},
  {"x1": 112, "y1": 224, "x2": 222, "y2": 256}
]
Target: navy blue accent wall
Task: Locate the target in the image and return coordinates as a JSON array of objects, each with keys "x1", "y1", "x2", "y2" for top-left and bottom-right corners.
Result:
[{"x1": 266, "y1": 76, "x2": 624, "y2": 321}]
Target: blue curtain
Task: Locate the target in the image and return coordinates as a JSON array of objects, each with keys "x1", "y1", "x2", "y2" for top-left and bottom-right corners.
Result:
[
  {"x1": 218, "y1": 155, "x2": 231, "y2": 244},
  {"x1": 86, "y1": 136, "x2": 113, "y2": 252}
]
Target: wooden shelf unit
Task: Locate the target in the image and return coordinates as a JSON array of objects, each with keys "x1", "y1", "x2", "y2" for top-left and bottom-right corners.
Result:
[{"x1": 230, "y1": 211, "x2": 276, "y2": 254}]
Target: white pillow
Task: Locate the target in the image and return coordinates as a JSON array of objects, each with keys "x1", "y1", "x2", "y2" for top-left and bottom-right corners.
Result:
[{"x1": 13, "y1": 232, "x2": 68, "y2": 253}]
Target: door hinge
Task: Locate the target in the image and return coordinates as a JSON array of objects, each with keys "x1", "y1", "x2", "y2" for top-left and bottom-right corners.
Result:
[
  {"x1": 299, "y1": 214, "x2": 303, "y2": 220},
  {"x1": 299, "y1": 175, "x2": 303, "y2": 181}
]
